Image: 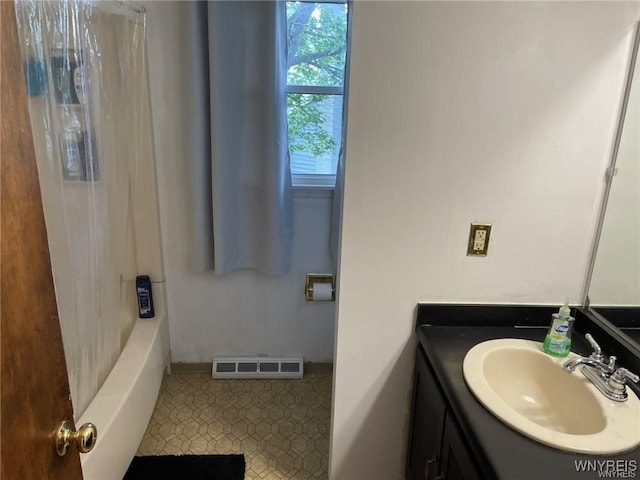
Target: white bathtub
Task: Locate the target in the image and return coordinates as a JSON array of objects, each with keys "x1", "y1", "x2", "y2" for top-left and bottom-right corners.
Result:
[{"x1": 78, "y1": 311, "x2": 170, "y2": 480}]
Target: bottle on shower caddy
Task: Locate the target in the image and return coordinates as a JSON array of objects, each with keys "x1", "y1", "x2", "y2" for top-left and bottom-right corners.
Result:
[
  {"x1": 543, "y1": 299, "x2": 574, "y2": 358},
  {"x1": 52, "y1": 45, "x2": 100, "y2": 181},
  {"x1": 136, "y1": 275, "x2": 155, "y2": 319}
]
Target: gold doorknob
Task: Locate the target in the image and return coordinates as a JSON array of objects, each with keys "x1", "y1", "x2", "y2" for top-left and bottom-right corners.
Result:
[{"x1": 55, "y1": 420, "x2": 97, "y2": 456}]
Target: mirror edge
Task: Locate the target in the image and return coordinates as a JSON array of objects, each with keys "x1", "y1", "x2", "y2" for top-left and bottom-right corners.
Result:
[
  {"x1": 581, "y1": 21, "x2": 640, "y2": 354},
  {"x1": 582, "y1": 21, "x2": 640, "y2": 306}
]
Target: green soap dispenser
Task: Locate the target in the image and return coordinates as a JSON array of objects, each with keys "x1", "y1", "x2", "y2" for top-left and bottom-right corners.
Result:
[{"x1": 543, "y1": 299, "x2": 574, "y2": 357}]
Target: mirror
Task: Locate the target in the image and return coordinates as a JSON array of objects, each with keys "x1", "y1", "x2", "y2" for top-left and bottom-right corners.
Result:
[{"x1": 585, "y1": 22, "x2": 640, "y2": 349}]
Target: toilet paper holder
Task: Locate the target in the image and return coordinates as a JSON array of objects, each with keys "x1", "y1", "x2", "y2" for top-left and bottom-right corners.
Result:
[{"x1": 305, "y1": 274, "x2": 335, "y2": 301}]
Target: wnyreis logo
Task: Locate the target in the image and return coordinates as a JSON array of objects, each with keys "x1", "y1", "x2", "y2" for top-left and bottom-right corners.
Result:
[{"x1": 575, "y1": 460, "x2": 638, "y2": 478}]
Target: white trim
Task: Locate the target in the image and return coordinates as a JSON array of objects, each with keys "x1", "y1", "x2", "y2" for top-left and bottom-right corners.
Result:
[
  {"x1": 293, "y1": 0, "x2": 347, "y2": 4},
  {"x1": 287, "y1": 85, "x2": 344, "y2": 95},
  {"x1": 292, "y1": 173, "x2": 336, "y2": 188},
  {"x1": 293, "y1": 185, "x2": 334, "y2": 199}
]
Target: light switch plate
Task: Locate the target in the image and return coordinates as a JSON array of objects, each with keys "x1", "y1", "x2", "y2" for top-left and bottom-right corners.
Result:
[{"x1": 467, "y1": 223, "x2": 492, "y2": 256}]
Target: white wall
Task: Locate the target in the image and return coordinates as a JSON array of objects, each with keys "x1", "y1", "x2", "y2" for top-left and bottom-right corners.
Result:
[
  {"x1": 143, "y1": 2, "x2": 336, "y2": 363},
  {"x1": 331, "y1": 2, "x2": 640, "y2": 479}
]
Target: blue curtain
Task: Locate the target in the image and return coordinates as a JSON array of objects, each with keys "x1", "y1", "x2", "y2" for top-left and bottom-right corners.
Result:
[
  {"x1": 187, "y1": 1, "x2": 293, "y2": 275},
  {"x1": 330, "y1": 3, "x2": 352, "y2": 271}
]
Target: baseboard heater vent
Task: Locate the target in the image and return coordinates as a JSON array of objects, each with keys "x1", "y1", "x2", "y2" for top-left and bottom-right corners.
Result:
[{"x1": 212, "y1": 356, "x2": 304, "y2": 379}]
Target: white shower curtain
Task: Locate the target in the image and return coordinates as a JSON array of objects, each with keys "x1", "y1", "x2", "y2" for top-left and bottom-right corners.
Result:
[{"x1": 15, "y1": 0, "x2": 148, "y2": 418}]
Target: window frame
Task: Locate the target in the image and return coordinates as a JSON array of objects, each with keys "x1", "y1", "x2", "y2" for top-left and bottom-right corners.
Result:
[{"x1": 286, "y1": 0, "x2": 349, "y2": 190}]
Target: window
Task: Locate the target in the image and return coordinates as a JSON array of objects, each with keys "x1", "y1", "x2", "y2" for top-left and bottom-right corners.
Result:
[{"x1": 286, "y1": 1, "x2": 349, "y2": 188}]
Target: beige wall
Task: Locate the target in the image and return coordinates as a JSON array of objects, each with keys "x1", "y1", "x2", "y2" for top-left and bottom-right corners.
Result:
[{"x1": 331, "y1": 2, "x2": 640, "y2": 478}]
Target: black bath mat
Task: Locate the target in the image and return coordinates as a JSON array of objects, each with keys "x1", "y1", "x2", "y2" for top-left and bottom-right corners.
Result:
[{"x1": 123, "y1": 454, "x2": 245, "y2": 480}]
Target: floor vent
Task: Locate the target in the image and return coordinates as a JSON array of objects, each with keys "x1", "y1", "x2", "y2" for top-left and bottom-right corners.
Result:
[{"x1": 212, "y1": 356, "x2": 304, "y2": 379}]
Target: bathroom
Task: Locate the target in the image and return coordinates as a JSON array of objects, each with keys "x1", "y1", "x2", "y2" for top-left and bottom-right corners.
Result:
[{"x1": 2, "y1": 1, "x2": 639, "y2": 480}]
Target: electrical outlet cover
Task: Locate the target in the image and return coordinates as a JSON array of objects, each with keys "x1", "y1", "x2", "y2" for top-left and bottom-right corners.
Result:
[{"x1": 467, "y1": 223, "x2": 492, "y2": 256}]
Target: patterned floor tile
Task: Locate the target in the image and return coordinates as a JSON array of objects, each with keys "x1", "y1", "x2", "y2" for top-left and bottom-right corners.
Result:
[{"x1": 137, "y1": 373, "x2": 332, "y2": 480}]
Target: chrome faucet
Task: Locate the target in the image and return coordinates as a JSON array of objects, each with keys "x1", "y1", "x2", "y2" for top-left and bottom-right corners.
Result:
[
  {"x1": 562, "y1": 356, "x2": 616, "y2": 374},
  {"x1": 563, "y1": 333, "x2": 616, "y2": 374},
  {"x1": 562, "y1": 333, "x2": 639, "y2": 402}
]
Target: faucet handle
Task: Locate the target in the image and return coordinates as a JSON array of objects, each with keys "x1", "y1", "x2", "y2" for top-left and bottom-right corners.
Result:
[
  {"x1": 612, "y1": 367, "x2": 640, "y2": 385},
  {"x1": 603, "y1": 367, "x2": 639, "y2": 402},
  {"x1": 585, "y1": 333, "x2": 604, "y2": 361}
]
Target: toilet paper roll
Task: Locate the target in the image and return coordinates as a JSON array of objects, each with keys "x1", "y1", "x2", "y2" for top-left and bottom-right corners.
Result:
[{"x1": 311, "y1": 282, "x2": 333, "y2": 301}]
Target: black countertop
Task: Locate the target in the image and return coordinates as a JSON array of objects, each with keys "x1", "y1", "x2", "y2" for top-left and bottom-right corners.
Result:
[{"x1": 415, "y1": 306, "x2": 640, "y2": 480}]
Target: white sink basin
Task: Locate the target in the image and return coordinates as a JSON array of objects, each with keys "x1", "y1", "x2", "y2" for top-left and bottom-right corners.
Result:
[{"x1": 463, "y1": 338, "x2": 640, "y2": 454}]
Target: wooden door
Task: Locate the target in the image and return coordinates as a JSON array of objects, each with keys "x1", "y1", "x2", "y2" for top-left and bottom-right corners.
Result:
[{"x1": 1, "y1": 2, "x2": 83, "y2": 479}]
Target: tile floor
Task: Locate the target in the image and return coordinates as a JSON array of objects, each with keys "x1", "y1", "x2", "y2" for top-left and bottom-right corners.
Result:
[{"x1": 137, "y1": 373, "x2": 332, "y2": 480}]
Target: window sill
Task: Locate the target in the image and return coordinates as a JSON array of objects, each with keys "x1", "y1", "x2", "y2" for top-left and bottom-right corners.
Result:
[
  {"x1": 292, "y1": 173, "x2": 335, "y2": 198},
  {"x1": 293, "y1": 185, "x2": 334, "y2": 199}
]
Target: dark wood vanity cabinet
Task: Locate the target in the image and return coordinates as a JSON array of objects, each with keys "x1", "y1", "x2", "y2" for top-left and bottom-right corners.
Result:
[
  {"x1": 407, "y1": 348, "x2": 480, "y2": 480},
  {"x1": 439, "y1": 413, "x2": 480, "y2": 480},
  {"x1": 406, "y1": 347, "x2": 446, "y2": 480}
]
